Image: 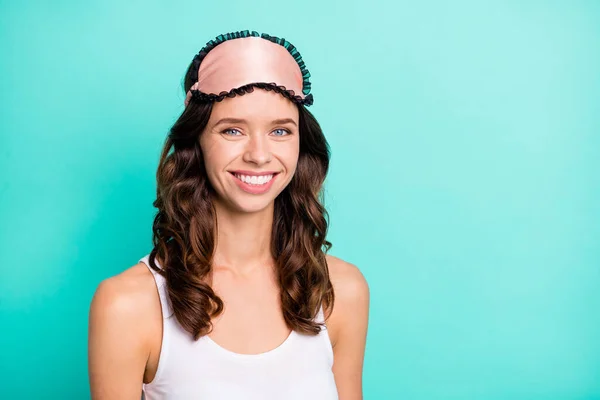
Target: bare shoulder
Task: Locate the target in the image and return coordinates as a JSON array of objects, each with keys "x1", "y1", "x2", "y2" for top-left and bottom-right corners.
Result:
[
  {"x1": 88, "y1": 261, "x2": 162, "y2": 398},
  {"x1": 323, "y1": 254, "x2": 370, "y2": 397},
  {"x1": 325, "y1": 254, "x2": 370, "y2": 306},
  {"x1": 324, "y1": 254, "x2": 370, "y2": 346},
  {"x1": 90, "y1": 262, "x2": 159, "y2": 321}
]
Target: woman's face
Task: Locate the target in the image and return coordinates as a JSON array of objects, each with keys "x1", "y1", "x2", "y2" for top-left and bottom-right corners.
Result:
[{"x1": 199, "y1": 89, "x2": 300, "y2": 213}]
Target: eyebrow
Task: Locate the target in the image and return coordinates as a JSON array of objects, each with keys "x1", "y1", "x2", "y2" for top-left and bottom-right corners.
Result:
[{"x1": 213, "y1": 117, "x2": 297, "y2": 127}]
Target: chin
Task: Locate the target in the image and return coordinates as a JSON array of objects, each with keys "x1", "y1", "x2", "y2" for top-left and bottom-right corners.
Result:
[{"x1": 232, "y1": 198, "x2": 276, "y2": 214}]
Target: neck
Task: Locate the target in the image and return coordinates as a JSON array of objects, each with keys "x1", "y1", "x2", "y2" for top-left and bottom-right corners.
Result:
[{"x1": 211, "y1": 200, "x2": 275, "y2": 276}]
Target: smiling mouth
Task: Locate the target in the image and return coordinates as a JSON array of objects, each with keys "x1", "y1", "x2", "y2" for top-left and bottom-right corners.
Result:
[{"x1": 229, "y1": 172, "x2": 279, "y2": 186}]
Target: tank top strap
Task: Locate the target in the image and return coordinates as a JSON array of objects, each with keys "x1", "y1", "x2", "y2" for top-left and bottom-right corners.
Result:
[
  {"x1": 316, "y1": 302, "x2": 334, "y2": 366},
  {"x1": 316, "y1": 304, "x2": 326, "y2": 324},
  {"x1": 139, "y1": 254, "x2": 173, "y2": 318}
]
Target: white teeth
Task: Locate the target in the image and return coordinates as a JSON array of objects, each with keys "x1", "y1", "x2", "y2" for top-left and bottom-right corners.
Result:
[{"x1": 234, "y1": 173, "x2": 274, "y2": 185}]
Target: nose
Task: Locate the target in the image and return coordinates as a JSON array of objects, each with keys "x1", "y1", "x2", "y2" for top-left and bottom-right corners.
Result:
[{"x1": 242, "y1": 133, "x2": 272, "y2": 165}]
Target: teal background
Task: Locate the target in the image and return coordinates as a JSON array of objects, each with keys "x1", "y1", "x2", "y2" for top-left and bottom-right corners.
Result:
[{"x1": 1, "y1": 0, "x2": 599, "y2": 398}]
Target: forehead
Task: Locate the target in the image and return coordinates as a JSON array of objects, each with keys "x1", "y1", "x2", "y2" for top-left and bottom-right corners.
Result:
[{"x1": 208, "y1": 89, "x2": 299, "y2": 124}]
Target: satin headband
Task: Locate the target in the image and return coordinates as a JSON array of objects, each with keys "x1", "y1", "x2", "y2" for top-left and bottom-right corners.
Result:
[{"x1": 184, "y1": 30, "x2": 313, "y2": 107}]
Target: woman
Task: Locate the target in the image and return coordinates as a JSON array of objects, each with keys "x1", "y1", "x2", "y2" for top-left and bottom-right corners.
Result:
[{"x1": 88, "y1": 30, "x2": 369, "y2": 400}]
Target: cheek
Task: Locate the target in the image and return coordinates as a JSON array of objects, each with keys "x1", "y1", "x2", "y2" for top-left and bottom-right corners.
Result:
[
  {"x1": 276, "y1": 138, "x2": 300, "y2": 167},
  {"x1": 200, "y1": 140, "x2": 228, "y2": 190},
  {"x1": 202, "y1": 141, "x2": 231, "y2": 171},
  {"x1": 284, "y1": 144, "x2": 300, "y2": 173}
]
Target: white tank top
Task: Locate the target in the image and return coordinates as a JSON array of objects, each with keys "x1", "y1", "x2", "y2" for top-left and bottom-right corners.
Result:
[{"x1": 139, "y1": 254, "x2": 339, "y2": 400}]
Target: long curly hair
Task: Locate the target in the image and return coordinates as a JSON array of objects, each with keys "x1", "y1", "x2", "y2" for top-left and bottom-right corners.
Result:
[{"x1": 146, "y1": 62, "x2": 335, "y2": 341}]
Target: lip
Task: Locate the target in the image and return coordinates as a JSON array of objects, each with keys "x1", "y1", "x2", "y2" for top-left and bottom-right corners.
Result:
[
  {"x1": 229, "y1": 170, "x2": 280, "y2": 176},
  {"x1": 229, "y1": 171, "x2": 279, "y2": 195}
]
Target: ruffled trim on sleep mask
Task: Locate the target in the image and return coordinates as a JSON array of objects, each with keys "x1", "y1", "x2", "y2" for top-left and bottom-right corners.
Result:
[{"x1": 190, "y1": 82, "x2": 314, "y2": 106}]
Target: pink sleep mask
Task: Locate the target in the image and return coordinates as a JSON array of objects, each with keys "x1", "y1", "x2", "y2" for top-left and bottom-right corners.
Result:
[{"x1": 184, "y1": 30, "x2": 313, "y2": 107}]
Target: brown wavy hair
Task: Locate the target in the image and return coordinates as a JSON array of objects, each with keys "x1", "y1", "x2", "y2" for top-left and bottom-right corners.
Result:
[{"x1": 146, "y1": 63, "x2": 335, "y2": 341}]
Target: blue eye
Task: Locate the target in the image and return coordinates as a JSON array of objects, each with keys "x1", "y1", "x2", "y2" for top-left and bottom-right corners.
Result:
[
  {"x1": 272, "y1": 128, "x2": 291, "y2": 136},
  {"x1": 223, "y1": 128, "x2": 242, "y2": 136}
]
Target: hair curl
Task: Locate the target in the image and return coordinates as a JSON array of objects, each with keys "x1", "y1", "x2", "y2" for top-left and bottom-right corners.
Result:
[{"x1": 146, "y1": 61, "x2": 335, "y2": 340}]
